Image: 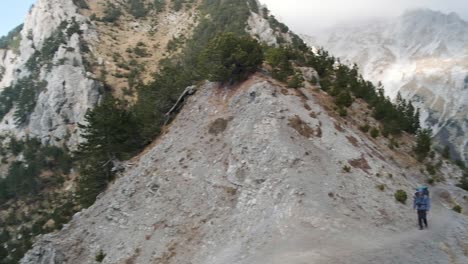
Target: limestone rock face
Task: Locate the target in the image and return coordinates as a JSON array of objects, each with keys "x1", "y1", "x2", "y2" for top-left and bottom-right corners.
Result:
[
  {"x1": 0, "y1": 0, "x2": 101, "y2": 147},
  {"x1": 247, "y1": 11, "x2": 278, "y2": 46},
  {"x1": 307, "y1": 9, "x2": 468, "y2": 161},
  {"x1": 21, "y1": 76, "x2": 468, "y2": 264}
]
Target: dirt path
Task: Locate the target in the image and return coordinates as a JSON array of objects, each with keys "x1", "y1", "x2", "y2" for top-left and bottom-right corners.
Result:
[{"x1": 250, "y1": 187, "x2": 467, "y2": 264}]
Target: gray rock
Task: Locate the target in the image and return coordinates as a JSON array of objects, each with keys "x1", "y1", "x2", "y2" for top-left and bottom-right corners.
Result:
[{"x1": 21, "y1": 76, "x2": 468, "y2": 264}]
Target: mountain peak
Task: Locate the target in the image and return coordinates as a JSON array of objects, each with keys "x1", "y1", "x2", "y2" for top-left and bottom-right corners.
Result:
[{"x1": 401, "y1": 8, "x2": 466, "y2": 26}]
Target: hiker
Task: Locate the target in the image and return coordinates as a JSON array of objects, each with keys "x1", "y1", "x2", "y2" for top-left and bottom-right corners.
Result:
[{"x1": 413, "y1": 187, "x2": 431, "y2": 230}]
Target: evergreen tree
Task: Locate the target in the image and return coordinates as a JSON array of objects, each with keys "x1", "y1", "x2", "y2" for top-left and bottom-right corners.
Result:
[
  {"x1": 198, "y1": 32, "x2": 263, "y2": 84},
  {"x1": 76, "y1": 97, "x2": 143, "y2": 207},
  {"x1": 414, "y1": 128, "x2": 432, "y2": 160}
]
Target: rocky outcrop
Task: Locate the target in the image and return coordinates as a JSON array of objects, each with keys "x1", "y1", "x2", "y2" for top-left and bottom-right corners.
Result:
[
  {"x1": 22, "y1": 75, "x2": 468, "y2": 264},
  {"x1": 308, "y1": 9, "x2": 468, "y2": 161},
  {"x1": 0, "y1": 0, "x2": 101, "y2": 147},
  {"x1": 247, "y1": 11, "x2": 278, "y2": 46}
]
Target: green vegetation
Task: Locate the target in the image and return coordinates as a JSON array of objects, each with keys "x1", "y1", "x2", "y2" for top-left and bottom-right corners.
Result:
[
  {"x1": 75, "y1": 0, "x2": 263, "y2": 205},
  {"x1": 76, "y1": 97, "x2": 143, "y2": 207},
  {"x1": 127, "y1": 0, "x2": 148, "y2": 18},
  {"x1": 0, "y1": 19, "x2": 84, "y2": 125},
  {"x1": 370, "y1": 127, "x2": 379, "y2": 138},
  {"x1": 0, "y1": 135, "x2": 75, "y2": 263},
  {"x1": 0, "y1": 75, "x2": 48, "y2": 124},
  {"x1": 264, "y1": 46, "x2": 295, "y2": 82},
  {"x1": 307, "y1": 49, "x2": 420, "y2": 136},
  {"x1": 0, "y1": 24, "x2": 23, "y2": 52},
  {"x1": 0, "y1": 66, "x2": 5, "y2": 80},
  {"x1": 342, "y1": 165, "x2": 351, "y2": 173},
  {"x1": 414, "y1": 128, "x2": 432, "y2": 160},
  {"x1": 457, "y1": 171, "x2": 468, "y2": 191},
  {"x1": 25, "y1": 22, "x2": 68, "y2": 73},
  {"x1": 101, "y1": 2, "x2": 122, "y2": 23},
  {"x1": 73, "y1": 0, "x2": 89, "y2": 9},
  {"x1": 199, "y1": 32, "x2": 263, "y2": 84},
  {"x1": 394, "y1": 190, "x2": 408, "y2": 204},
  {"x1": 172, "y1": 0, "x2": 187, "y2": 11},
  {"x1": 287, "y1": 73, "x2": 304, "y2": 88},
  {"x1": 442, "y1": 145, "x2": 451, "y2": 159},
  {"x1": 152, "y1": 0, "x2": 166, "y2": 13},
  {"x1": 66, "y1": 17, "x2": 82, "y2": 37},
  {"x1": 95, "y1": 250, "x2": 106, "y2": 262},
  {"x1": 166, "y1": 35, "x2": 186, "y2": 53},
  {"x1": 0, "y1": 137, "x2": 72, "y2": 203},
  {"x1": 359, "y1": 124, "x2": 370, "y2": 133},
  {"x1": 452, "y1": 205, "x2": 462, "y2": 213}
]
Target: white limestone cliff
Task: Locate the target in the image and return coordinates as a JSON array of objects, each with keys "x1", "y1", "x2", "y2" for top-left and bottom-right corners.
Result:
[{"x1": 0, "y1": 0, "x2": 101, "y2": 147}]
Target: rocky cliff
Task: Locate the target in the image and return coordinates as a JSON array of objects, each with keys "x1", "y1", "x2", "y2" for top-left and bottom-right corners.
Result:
[
  {"x1": 307, "y1": 9, "x2": 468, "y2": 161},
  {"x1": 22, "y1": 74, "x2": 468, "y2": 264},
  {"x1": 0, "y1": 0, "x2": 101, "y2": 147}
]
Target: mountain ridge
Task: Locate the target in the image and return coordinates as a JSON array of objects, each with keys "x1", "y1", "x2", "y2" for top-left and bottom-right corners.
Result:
[{"x1": 306, "y1": 8, "x2": 468, "y2": 161}]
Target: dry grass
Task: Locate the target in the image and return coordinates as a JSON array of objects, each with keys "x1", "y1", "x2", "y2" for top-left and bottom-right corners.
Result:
[
  {"x1": 79, "y1": 0, "x2": 201, "y2": 100},
  {"x1": 348, "y1": 155, "x2": 371, "y2": 174},
  {"x1": 288, "y1": 115, "x2": 316, "y2": 138}
]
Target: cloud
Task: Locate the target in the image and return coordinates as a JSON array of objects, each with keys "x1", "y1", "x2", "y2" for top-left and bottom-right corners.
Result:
[{"x1": 259, "y1": 0, "x2": 468, "y2": 34}]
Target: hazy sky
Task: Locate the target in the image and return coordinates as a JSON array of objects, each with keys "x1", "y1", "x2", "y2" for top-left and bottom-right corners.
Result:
[
  {"x1": 0, "y1": 0, "x2": 35, "y2": 37},
  {"x1": 260, "y1": 0, "x2": 468, "y2": 34},
  {"x1": 2, "y1": 1, "x2": 468, "y2": 37}
]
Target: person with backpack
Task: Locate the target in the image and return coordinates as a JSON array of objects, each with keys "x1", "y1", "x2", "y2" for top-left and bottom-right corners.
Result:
[{"x1": 413, "y1": 187, "x2": 431, "y2": 230}]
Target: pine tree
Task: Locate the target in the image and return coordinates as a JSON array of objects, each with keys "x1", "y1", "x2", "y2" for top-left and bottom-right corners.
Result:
[
  {"x1": 198, "y1": 32, "x2": 264, "y2": 84},
  {"x1": 414, "y1": 128, "x2": 432, "y2": 160},
  {"x1": 76, "y1": 97, "x2": 143, "y2": 207}
]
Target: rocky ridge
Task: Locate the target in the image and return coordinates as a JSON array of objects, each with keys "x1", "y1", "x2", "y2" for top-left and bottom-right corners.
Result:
[
  {"x1": 306, "y1": 9, "x2": 468, "y2": 161},
  {"x1": 22, "y1": 74, "x2": 468, "y2": 264}
]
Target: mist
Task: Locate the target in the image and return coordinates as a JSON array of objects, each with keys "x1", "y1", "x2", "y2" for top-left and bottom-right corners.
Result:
[{"x1": 259, "y1": 0, "x2": 468, "y2": 34}]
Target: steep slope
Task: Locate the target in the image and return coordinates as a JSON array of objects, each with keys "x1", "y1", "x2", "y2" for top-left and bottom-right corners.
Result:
[
  {"x1": 22, "y1": 75, "x2": 468, "y2": 264},
  {"x1": 0, "y1": 0, "x2": 306, "y2": 262},
  {"x1": 307, "y1": 9, "x2": 468, "y2": 161},
  {"x1": 0, "y1": 0, "x2": 101, "y2": 146}
]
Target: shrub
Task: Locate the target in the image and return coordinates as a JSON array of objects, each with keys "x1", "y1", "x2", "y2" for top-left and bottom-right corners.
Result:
[
  {"x1": 72, "y1": 0, "x2": 89, "y2": 9},
  {"x1": 199, "y1": 32, "x2": 263, "y2": 84},
  {"x1": 152, "y1": 0, "x2": 166, "y2": 13},
  {"x1": 342, "y1": 165, "x2": 351, "y2": 173},
  {"x1": 287, "y1": 73, "x2": 304, "y2": 88},
  {"x1": 66, "y1": 17, "x2": 82, "y2": 37},
  {"x1": 127, "y1": 0, "x2": 148, "y2": 18},
  {"x1": 425, "y1": 163, "x2": 436, "y2": 176},
  {"x1": 377, "y1": 184, "x2": 385, "y2": 191},
  {"x1": 452, "y1": 205, "x2": 462, "y2": 213},
  {"x1": 370, "y1": 127, "x2": 379, "y2": 138},
  {"x1": 134, "y1": 46, "x2": 149, "y2": 57},
  {"x1": 95, "y1": 250, "x2": 106, "y2": 262},
  {"x1": 427, "y1": 178, "x2": 435, "y2": 185},
  {"x1": 101, "y1": 3, "x2": 122, "y2": 23},
  {"x1": 338, "y1": 107, "x2": 347, "y2": 117},
  {"x1": 335, "y1": 91, "x2": 353, "y2": 107},
  {"x1": 394, "y1": 190, "x2": 407, "y2": 204},
  {"x1": 414, "y1": 128, "x2": 432, "y2": 160},
  {"x1": 359, "y1": 124, "x2": 370, "y2": 133},
  {"x1": 0, "y1": 24, "x2": 23, "y2": 50},
  {"x1": 0, "y1": 66, "x2": 5, "y2": 80},
  {"x1": 172, "y1": 0, "x2": 186, "y2": 11},
  {"x1": 457, "y1": 172, "x2": 468, "y2": 191}
]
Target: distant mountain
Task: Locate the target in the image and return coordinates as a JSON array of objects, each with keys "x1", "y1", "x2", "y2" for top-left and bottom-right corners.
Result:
[{"x1": 306, "y1": 9, "x2": 468, "y2": 161}]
